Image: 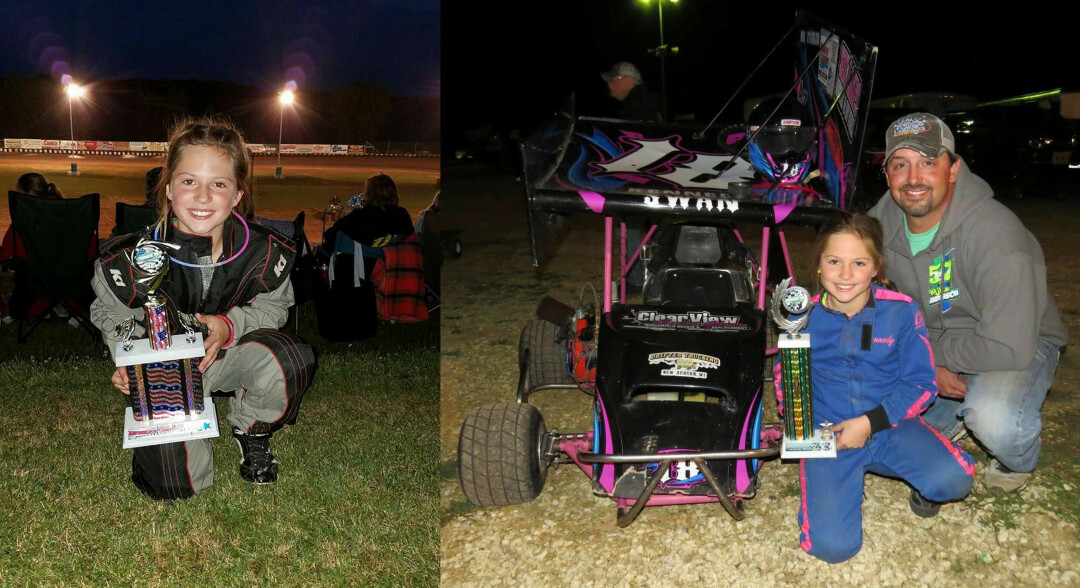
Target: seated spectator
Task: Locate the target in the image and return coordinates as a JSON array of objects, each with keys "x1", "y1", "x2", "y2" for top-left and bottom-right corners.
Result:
[
  {"x1": 2, "y1": 172, "x2": 66, "y2": 262},
  {"x1": 323, "y1": 173, "x2": 414, "y2": 249},
  {"x1": 414, "y1": 178, "x2": 440, "y2": 234},
  {"x1": 1, "y1": 173, "x2": 66, "y2": 323},
  {"x1": 415, "y1": 179, "x2": 441, "y2": 296},
  {"x1": 15, "y1": 173, "x2": 65, "y2": 200}
]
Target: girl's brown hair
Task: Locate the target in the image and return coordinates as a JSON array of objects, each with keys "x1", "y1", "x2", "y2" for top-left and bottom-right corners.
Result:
[
  {"x1": 809, "y1": 212, "x2": 895, "y2": 292},
  {"x1": 153, "y1": 117, "x2": 256, "y2": 224}
]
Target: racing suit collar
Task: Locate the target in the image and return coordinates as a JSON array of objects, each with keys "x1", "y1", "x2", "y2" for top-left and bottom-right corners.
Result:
[{"x1": 166, "y1": 213, "x2": 241, "y2": 259}]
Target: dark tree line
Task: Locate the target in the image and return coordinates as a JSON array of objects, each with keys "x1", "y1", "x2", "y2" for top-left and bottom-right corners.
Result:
[{"x1": 0, "y1": 74, "x2": 438, "y2": 145}]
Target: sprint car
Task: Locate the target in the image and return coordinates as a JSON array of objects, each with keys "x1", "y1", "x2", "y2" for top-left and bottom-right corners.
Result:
[{"x1": 457, "y1": 11, "x2": 877, "y2": 526}]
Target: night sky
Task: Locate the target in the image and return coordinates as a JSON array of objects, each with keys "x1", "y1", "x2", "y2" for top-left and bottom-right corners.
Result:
[
  {"x1": 0, "y1": 0, "x2": 440, "y2": 97},
  {"x1": 441, "y1": 2, "x2": 1076, "y2": 146},
  {"x1": 1, "y1": 2, "x2": 1075, "y2": 148}
]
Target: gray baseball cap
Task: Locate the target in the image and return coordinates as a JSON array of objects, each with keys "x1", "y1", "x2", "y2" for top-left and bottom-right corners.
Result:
[
  {"x1": 601, "y1": 62, "x2": 642, "y2": 83},
  {"x1": 885, "y1": 112, "x2": 956, "y2": 160}
]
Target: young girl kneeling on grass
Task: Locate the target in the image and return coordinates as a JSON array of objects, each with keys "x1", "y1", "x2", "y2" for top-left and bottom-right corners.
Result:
[
  {"x1": 91, "y1": 117, "x2": 315, "y2": 500},
  {"x1": 780, "y1": 213, "x2": 974, "y2": 563}
]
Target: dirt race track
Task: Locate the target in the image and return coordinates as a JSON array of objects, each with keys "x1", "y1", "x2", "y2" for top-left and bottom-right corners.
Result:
[
  {"x1": 0, "y1": 153, "x2": 439, "y2": 247},
  {"x1": 440, "y1": 168, "x2": 1080, "y2": 586}
]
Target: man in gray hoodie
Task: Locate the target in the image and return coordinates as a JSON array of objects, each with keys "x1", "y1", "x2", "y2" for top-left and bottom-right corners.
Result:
[{"x1": 869, "y1": 113, "x2": 1067, "y2": 502}]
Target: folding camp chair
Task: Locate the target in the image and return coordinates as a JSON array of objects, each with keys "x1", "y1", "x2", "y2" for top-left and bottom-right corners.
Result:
[
  {"x1": 112, "y1": 202, "x2": 158, "y2": 237},
  {"x1": 8, "y1": 191, "x2": 100, "y2": 342},
  {"x1": 371, "y1": 234, "x2": 430, "y2": 323}
]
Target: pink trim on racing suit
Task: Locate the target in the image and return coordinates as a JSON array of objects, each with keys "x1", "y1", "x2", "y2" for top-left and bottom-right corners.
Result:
[
  {"x1": 799, "y1": 459, "x2": 812, "y2": 552},
  {"x1": 873, "y1": 288, "x2": 913, "y2": 303},
  {"x1": 919, "y1": 416, "x2": 977, "y2": 478}
]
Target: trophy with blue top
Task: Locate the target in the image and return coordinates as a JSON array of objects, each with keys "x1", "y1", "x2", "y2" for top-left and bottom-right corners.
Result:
[{"x1": 771, "y1": 278, "x2": 835, "y2": 459}]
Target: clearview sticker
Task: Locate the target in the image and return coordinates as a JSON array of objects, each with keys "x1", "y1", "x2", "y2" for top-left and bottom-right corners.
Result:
[{"x1": 624, "y1": 309, "x2": 750, "y2": 331}]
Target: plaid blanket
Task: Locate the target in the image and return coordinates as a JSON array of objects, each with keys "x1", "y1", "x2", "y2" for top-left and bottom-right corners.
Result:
[{"x1": 372, "y1": 234, "x2": 429, "y2": 323}]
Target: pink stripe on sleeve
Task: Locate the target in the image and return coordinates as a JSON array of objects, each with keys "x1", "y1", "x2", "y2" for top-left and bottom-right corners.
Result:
[{"x1": 903, "y1": 389, "x2": 934, "y2": 421}]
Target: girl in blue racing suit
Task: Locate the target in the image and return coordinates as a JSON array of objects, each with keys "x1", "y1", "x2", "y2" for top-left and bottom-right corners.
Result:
[{"x1": 777, "y1": 214, "x2": 974, "y2": 563}]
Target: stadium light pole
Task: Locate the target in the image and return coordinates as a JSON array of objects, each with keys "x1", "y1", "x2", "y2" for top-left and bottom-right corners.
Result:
[
  {"x1": 65, "y1": 82, "x2": 86, "y2": 176},
  {"x1": 274, "y1": 89, "x2": 295, "y2": 179},
  {"x1": 641, "y1": 0, "x2": 677, "y2": 121}
]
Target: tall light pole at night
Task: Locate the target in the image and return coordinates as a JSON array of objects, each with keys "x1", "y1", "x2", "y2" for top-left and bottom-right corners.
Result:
[
  {"x1": 642, "y1": 0, "x2": 678, "y2": 121},
  {"x1": 274, "y1": 89, "x2": 295, "y2": 179},
  {"x1": 65, "y1": 82, "x2": 86, "y2": 176}
]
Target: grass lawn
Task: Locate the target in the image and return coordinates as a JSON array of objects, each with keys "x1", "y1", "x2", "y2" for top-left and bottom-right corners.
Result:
[{"x1": 0, "y1": 277, "x2": 439, "y2": 584}]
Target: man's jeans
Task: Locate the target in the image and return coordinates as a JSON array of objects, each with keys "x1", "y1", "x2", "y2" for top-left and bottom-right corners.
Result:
[{"x1": 922, "y1": 338, "x2": 1061, "y2": 473}]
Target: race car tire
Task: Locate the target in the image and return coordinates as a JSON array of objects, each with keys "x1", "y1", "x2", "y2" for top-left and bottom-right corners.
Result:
[
  {"x1": 519, "y1": 320, "x2": 574, "y2": 389},
  {"x1": 458, "y1": 402, "x2": 548, "y2": 507}
]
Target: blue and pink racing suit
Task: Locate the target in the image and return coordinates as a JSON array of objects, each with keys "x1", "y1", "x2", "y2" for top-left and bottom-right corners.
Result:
[{"x1": 774, "y1": 285, "x2": 975, "y2": 563}]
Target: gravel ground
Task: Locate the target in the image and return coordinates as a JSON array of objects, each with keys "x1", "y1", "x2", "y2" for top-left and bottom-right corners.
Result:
[{"x1": 440, "y1": 171, "x2": 1080, "y2": 586}]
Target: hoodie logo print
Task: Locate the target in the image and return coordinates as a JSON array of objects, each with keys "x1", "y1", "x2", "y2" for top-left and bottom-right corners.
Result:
[{"x1": 927, "y1": 250, "x2": 959, "y2": 311}]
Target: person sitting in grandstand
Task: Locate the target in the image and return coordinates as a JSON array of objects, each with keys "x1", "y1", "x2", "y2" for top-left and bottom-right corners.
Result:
[
  {"x1": 322, "y1": 173, "x2": 414, "y2": 250},
  {"x1": 1, "y1": 173, "x2": 67, "y2": 323}
]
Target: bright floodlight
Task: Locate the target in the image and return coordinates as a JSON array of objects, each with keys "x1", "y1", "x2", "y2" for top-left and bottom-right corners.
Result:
[
  {"x1": 280, "y1": 90, "x2": 295, "y2": 105},
  {"x1": 66, "y1": 84, "x2": 86, "y2": 99}
]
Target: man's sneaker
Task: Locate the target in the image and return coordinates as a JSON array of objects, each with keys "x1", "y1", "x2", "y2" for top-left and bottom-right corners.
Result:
[
  {"x1": 232, "y1": 427, "x2": 279, "y2": 484},
  {"x1": 985, "y1": 459, "x2": 1031, "y2": 493},
  {"x1": 909, "y1": 488, "x2": 941, "y2": 518}
]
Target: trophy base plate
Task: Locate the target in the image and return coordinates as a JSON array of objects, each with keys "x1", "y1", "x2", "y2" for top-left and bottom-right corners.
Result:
[
  {"x1": 781, "y1": 428, "x2": 837, "y2": 459},
  {"x1": 122, "y1": 396, "x2": 220, "y2": 449}
]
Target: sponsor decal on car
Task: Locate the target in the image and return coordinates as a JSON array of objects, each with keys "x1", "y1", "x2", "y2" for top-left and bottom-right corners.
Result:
[
  {"x1": 623, "y1": 309, "x2": 750, "y2": 332},
  {"x1": 648, "y1": 352, "x2": 720, "y2": 379}
]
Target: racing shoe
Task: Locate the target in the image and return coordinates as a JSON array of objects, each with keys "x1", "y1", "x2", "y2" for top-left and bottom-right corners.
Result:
[
  {"x1": 232, "y1": 427, "x2": 279, "y2": 484},
  {"x1": 985, "y1": 459, "x2": 1031, "y2": 494},
  {"x1": 909, "y1": 488, "x2": 941, "y2": 518}
]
